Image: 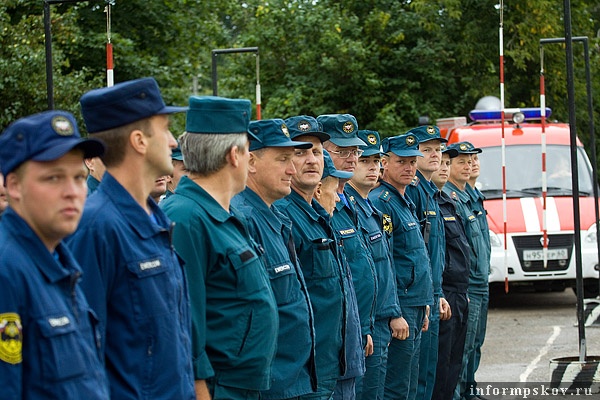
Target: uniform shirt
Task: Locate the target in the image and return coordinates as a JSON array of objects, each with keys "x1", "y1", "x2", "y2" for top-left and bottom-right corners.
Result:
[
  {"x1": 232, "y1": 187, "x2": 316, "y2": 399},
  {"x1": 331, "y1": 196, "x2": 371, "y2": 379},
  {"x1": 369, "y1": 181, "x2": 433, "y2": 311},
  {"x1": 443, "y1": 182, "x2": 489, "y2": 293},
  {"x1": 275, "y1": 189, "x2": 347, "y2": 390},
  {"x1": 346, "y1": 185, "x2": 401, "y2": 321},
  {"x1": 161, "y1": 176, "x2": 278, "y2": 391},
  {"x1": 0, "y1": 208, "x2": 109, "y2": 399},
  {"x1": 437, "y1": 191, "x2": 471, "y2": 294},
  {"x1": 86, "y1": 174, "x2": 101, "y2": 197},
  {"x1": 67, "y1": 173, "x2": 195, "y2": 400},
  {"x1": 466, "y1": 183, "x2": 492, "y2": 261},
  {"x1": 405, "y1": 170, "x2": 446, "y2": 297}
]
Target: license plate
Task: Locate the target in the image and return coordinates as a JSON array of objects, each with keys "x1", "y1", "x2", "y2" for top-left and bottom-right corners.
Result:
[{"x1": 522, "y1": 248, "x2": 569, "y2": 261}]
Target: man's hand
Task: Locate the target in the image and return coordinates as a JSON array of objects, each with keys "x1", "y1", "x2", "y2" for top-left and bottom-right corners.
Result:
[
  {"x1": 439, "y1": 297, "x2": 452, "y2": 321},
  {"x1": 365, "y1": 334, "x2": 374, "y2": 357},
  {"x1": 389, "y1": 317, "x2": 409, "y2": 340}
]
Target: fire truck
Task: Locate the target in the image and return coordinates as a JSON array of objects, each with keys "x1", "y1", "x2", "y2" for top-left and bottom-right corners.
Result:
[{"x1": 437, "y1": 98, "x2": 600, "y2": 297}]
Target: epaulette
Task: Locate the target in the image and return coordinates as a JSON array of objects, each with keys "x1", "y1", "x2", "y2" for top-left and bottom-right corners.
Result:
[
  {"x1": 410, "y1": 176, "x2": 420, "y2": 186},
  {"x1": 378, "y1": 190, "x2": 391, "y2": 202}
]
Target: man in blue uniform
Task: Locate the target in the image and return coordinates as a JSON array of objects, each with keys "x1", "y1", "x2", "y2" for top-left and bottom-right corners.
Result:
[
  {"x1": 445, "y1": 142, "x2": 490, "y2": 400},
  {"x1": 67, "y1": 77, "x2": 196, "y2": 400},
  {"x1": 0, "y1": 110, "x2": 109, "y2": 399},
  {"x1": 347, "y1": 130, "x2": 403, "y2": 400},
  {"x1": 431, "y1": 146, "x2": 471, "y2": 400},
  {"x1": 404, "y1": 125, "x2": 452, "y2": 400},
  {"x1": 231, "y1": 118, "x2": 317, "y2": 400},
  {"x1": 319, "y1": 114, "x2": 374, "y2": 400},
  {"x1": 275, "y1": 115, "x2": 349, "y2": 400},
  {"x1": 161, "y1": 96, "x2": 278, "y2": 400},
  {"x1": 369, "y1": 134, "x2": 433, "y2": 400}
]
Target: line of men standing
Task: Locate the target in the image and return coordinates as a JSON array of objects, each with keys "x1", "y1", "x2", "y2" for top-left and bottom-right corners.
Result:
[{"x1": 0, "y1": 76, "x2": 490, "y2": 400}]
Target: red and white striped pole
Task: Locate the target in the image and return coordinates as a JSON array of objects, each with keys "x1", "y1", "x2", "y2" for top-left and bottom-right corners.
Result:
[
  {"x1": 499, "y1": 0, "x2": 509, "y2": 293},
  {"x1": 540, "y1": 47, "x2": 549, "y2": 268},
  {"x1": 255, "y1": 52, "x2": 261, "y2": 120},
  {"x1": 105, "y1": 3, "x2": 114, "y2": 87}
]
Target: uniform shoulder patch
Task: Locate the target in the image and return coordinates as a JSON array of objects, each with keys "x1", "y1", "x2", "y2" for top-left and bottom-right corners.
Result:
[
  {"x1": 378, "y1": 190, "x2": 391, "y2": 202},
  {"x1": 0, "y1": 313, "x2": 23, "y2": 364}
]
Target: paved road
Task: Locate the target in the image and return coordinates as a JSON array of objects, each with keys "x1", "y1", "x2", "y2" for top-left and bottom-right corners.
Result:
[{"x1": 474, "y1": 287, "x2": 600, "y2": 398}]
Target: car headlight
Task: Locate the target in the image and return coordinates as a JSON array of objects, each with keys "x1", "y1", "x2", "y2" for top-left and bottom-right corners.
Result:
[
  {"x1": 585, "y1": 222, "x2": 598, "y2": 243},
  {"x1": 489, "y1": 230, "x2": 503, "y2": 247}
]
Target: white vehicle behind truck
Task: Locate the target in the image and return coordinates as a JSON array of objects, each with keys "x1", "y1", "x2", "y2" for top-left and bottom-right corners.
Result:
[{"x1": 438, "y1": 103, "x2": 600, "y2": 297}]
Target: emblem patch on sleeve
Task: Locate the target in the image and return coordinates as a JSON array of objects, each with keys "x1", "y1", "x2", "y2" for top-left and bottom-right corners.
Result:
[
  {"x1": 0, "y1": 313, "x2": 23, "y2": 364},
  {"x1": 382, "y1": 214, "x2": 393, "y2": 234}
]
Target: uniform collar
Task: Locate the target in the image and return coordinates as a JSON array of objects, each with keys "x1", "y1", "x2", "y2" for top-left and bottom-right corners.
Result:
[
  {"x1": 239, "y1": 187, "x2": 283, "y2": 233},
  {"x1": 416, "y1": 170, "x2": 439, "y2": 197},
  {"x1": 444, "y1": 181, "x2": 471, "y2": 202},
  {"x1": 286, "y1": 189, "x2": 322, "y2": 222},
  {"x1": 379, "y1": 180, "x2": 414, "y2": 208},
  {"x1": 175, "y1": 176, "x2": 235, "y2": 223},
  {"x1": 98, "y1": 172, "x2": 171, "y2": 238},
  {"x1": 345, "y1": 185, "x2": 375, "y2": 216},
  {"x1": 2, "y1": 208, "x2": 80, "y2": 283}
]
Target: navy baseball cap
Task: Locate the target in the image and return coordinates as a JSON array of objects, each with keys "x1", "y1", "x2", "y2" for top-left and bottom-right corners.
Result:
[
  {"x1": 407, "y1": 125, "x2": 447, "y2": 144},
  {"x1": 248, "y1": 119, "x2": 312, "y2": 151},
  {"x1": 0, "y1": 110, "x2": 105, "y2": 176},
  {"x1": 357, "y1": 130, "x2": 383, "y2": 157},
  {"x1": 440, "y1": 142, "x2": 459, "y2": 158},
  {"x1": 317, "y1": 114, "x2": 366, "y2": 147},
  {"x1": 285, "y1": 115, "x2": 330, "y2": 142},
  {"x1": 322, "y1": 149, "x2": 353, "y2": 179},
  {"x1": 186, "y1": 96, "x2": 257, "y2": 140},
  {"x1": 80, "y1": 77, "x2": 187, "y2": 133},
  {"x1": 447, "y1": 141, "x2": 482, "y2": 155},
  {"x1": 382, "y1": 134, "x2": 424, "y2": 158}
]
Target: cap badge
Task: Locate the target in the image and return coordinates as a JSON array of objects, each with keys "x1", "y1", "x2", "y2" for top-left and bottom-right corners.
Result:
[
  {"x1": 459, "y1": 143, "x2": 468, "y2": 151},
  {"x1": 406, "y1": 135, "x2": 416, "y2": 146},
  {"x1": 281, "y1": 124, "x2": 290, "y2": 137},
  {"x1": 440, "y1": 143, "x2": 447, "y2": 151},
  {"x1": 298, "y1": 121, "x2": 311, "y2": 132},
  {"x1": 342, "y1": 121, "x2": 355, "y2": 134},
  {"x1": 367, "y1": 134, "x2": 377, "y2": 145},
  {"x1": 427, "y1": 126, "x2": 435, "y2": 135},
  {"x1": 51, "y1": 116, "x2": 74, "y2": 136}
]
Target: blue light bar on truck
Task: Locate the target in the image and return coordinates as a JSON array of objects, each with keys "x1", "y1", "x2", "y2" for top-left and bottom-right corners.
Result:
[{"x1": 469, "y1": 107, "x2": 552, "y2": 122}]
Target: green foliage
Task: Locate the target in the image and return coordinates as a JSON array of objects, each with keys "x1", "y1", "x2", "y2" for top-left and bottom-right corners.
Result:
[{"x1": 1, "y1": 0, "x2": 599, "y2": 148}]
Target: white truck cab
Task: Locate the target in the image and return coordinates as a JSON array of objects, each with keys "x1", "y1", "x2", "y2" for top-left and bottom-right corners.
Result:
[{"x1": 438, "y1": 105, "x2": 600, "y2": 297}]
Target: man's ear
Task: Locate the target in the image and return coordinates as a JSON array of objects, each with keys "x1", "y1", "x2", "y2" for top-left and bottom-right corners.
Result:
[
  {"x1": 225, "y1": 145, "x2": 240, "y2": 168},
  {"x1": 5, "y1": 172, "x2": 22, "y2": 203},
  {"x1": 313, "y1": 181, "x2": 323, "y2": 201},
  {"x1": 247, "y1": 151, "x2": 258, "y2": 174},
  {"x1": 129, "y1": 129, "x2": 148, "y2": 155}
]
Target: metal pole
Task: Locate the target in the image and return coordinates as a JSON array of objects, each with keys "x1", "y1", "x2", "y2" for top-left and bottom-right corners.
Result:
[
  {"x1": 211, "y1": 47, "x2": 260, "y2": 117},
  {"x1": 563, "y1": 0, "x2": 586, "y2": 362},
  {"x1": 212, "y1": 51, "x2": 218, "y2": 96},
  {"x1": 44, "y1": 1, "x2": 54, "y2": 110}
]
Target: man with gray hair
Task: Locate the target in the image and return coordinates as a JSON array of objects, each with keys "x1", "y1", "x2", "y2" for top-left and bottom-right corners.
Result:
[{"x1": 161, "y1": 96, "x2": 278, "y2": 400}]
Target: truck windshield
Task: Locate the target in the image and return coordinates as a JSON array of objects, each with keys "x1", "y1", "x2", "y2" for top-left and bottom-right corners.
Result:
[{"x1": 476, "y1": 145, "x2": 595, "y2": 198}]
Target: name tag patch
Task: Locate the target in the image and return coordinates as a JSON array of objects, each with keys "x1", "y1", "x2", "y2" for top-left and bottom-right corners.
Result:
[
  {"x1": 369, "y1": 232, "x2": 382, "y2": 242},
  {"x1": 338, "y1": 228, "x2": 356, "y2": 235},
  {"x1": 274, "y1": 264, "x2": 291, "y2": 274},
  {"x1": 48, "y1": 316, "x2": 70, "y2": 328},
  {"x1": 139, "y1": 259, "x2": 161, "y2": 270}
]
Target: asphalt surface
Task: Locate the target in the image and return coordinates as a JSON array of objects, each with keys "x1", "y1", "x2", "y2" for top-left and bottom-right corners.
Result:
[{"x1": 473, "y1": 287, "x2": 600, "y2": 399}]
